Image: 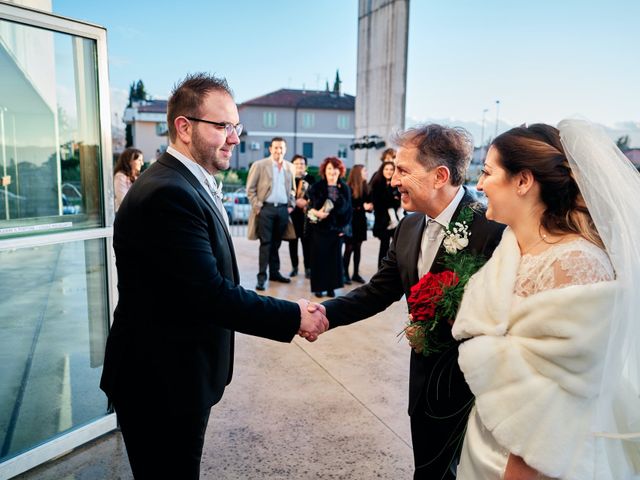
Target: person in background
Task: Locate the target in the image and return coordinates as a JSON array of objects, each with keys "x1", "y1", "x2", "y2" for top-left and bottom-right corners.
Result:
[
  {"x1": 113, "y1": 147, "x2": 143, "y2": 211},
  {"x1": 370, "y1": 160, "x2": 401, "y2": 267},
  {"x1": 246, "y1": 137, "x2": 296, "y2": 290},
  {"x1": 343, "y1": 164, "x2": 372, "y2": 284},
  {"x1": 306, "y1": 157, "x2": 352, "y2": 298},
  {"x1": 368, "y1": 147, "x2": 396, "y2": 185},
  {"x1": 288, "y1": 154, "x2": 315, "y2": 278}
]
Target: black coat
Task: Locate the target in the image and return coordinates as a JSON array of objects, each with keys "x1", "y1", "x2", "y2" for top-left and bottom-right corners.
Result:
[
  {"x1": 348, "y1": 181, "x2": 371, "y2": 243},
  {"x1": 290, "y1": 173, "x2": 315, "y2": 238},
  {"x1": 322, "y1": 188, "x2": 505, "y2": 476},
  {"x1": 306, "y1": 179, "x2": 352, "y2": 292},
  {"x1": 306, "y1": 179, "x2": 352, "y2": 234},
  {"x1": 100, "y1": 153, "x2": 300, "y2": 413},
  {"x1": 370, "y1": 178, "x2": 400, "y2": 238}
]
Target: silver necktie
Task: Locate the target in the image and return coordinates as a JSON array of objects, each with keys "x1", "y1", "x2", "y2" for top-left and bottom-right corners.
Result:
[{"x1": 206, "y1": 178, "x2": 229, "y2": 228}]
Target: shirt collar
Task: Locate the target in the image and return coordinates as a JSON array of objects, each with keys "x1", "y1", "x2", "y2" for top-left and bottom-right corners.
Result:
[
  {"x1": 167, "y1": 145, "x2": 222, "y2": 194},
  {"x1": 430, "y1": 186, "x2": 465, "y2": 228}
]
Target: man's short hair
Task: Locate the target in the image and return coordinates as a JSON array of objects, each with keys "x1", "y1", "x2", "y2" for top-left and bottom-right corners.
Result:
[
  {"x1": 167, "y1": 73, "x2": 233, "y2": 142},
  {"x1": 291, "y1": 154, "x2": 307, "y2": 164},
  {"x1": 393, "y1": 124, "x2": 473, "y2": 186},
  {"x1": 270, "y1": 137, "x2": 286, "y2": 145}
]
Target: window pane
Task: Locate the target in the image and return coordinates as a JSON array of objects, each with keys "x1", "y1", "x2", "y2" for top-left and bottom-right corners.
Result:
[
  {"x1": 262, "y1": 111, "x2": 276, "y2": 128},
  {"x1": 0, "y1": 20, "x2": 103, "y2": 239},
  {"x1": 337, "y1": 115, "x2": 350, "y2": 130},
  {"x1": 303, "y1": 142, "x2": 313, "y2": 159},
  {"x1": 302, "y1": 112, "x2": 315, "y2": 129},
  {"x1": 0, "y1": 238, "x2": 110, "y2": 462}
]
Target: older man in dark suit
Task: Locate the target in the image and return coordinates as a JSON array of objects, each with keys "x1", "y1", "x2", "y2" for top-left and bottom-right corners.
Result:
[
  {"x1": 309, "y1": 124, "x2": 505, "y2": 479},
  {"x1": 100, "y1": 73, "x2": 327, "y2": 479}
]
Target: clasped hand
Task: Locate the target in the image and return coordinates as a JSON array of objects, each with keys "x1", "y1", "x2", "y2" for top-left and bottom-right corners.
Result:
[{"x1": 296, "y1": 299, "x2": 329, "y2": 342}]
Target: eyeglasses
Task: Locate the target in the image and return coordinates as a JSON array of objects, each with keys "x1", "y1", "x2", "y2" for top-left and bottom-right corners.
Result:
[{"x1": 185, "y1": 116, "x2": 243, "y2": 137}]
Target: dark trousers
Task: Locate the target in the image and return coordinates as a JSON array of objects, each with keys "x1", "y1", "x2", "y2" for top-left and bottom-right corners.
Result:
[
  {"x1": 114, "y1": 397, "x2": 211, "y2": 480},
  {"x1": 410, "y1": 391, "x2": 464, "y2": 480},
  {"x1": 288, "y1": 235, "x2": 310, "y2": 270},
  {"x1": 257, "y1": 204, "x2": 289, "y2": 279},
  {"x1": 342, "y1": 239, "x2": 362, "y2": 277}
]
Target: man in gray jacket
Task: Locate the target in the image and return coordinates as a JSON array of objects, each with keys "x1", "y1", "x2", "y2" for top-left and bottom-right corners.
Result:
[{"x1": 246, "y1": 137, "x2": 295, "y2": 290}]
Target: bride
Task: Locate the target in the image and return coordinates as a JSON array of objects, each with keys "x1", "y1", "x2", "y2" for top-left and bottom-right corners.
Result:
[{"x1": 452, "y1": 120, "x2": 640, "y2": 479}]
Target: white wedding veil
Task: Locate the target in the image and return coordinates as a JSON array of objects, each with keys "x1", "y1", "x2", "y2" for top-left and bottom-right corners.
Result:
[{"x1": 559, "y1": 119, "x2": 640, "y2": 474}]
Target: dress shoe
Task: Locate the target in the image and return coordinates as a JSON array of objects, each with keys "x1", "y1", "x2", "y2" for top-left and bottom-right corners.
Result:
[
  {"x1": 351, "y1": 274, "x2": 366, "y2": 284},
  {"x1": 326, "y1": 289, "x2": 336, "y2": 298},
  {"x1": 305, "y1": 268, "x2": 311, "y2": 279},
  {"x1": 289, "y1": 267, "x2": 298, "y2": 277},
  {"x1": 269, "y1": 272, "x2": 291, "y2": 283},
  {"x1": 314, "y1": 292, "x2": 323, "y2": 298},
  {"x1": 256, "y1": 281, "x2": 266, "y2": 291}
]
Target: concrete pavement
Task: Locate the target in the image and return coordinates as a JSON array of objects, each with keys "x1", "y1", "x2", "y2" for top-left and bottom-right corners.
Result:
[{"x1": 15, "y1": 236, "x2": 414, "y2": 479}]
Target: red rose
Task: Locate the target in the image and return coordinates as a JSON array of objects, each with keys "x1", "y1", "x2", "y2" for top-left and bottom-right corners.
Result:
[{"x1": 407, "y1": 270, "x2": 459, "y2": 322}]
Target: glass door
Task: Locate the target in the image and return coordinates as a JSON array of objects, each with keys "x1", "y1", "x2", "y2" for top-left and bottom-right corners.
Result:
[{"x1": 0, "y1": 3, "x2": 116, "y2": 477}]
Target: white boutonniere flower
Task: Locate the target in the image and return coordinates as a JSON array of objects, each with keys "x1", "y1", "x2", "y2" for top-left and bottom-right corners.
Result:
[{"x1": 443, "y1": 221, "x2": 470, "y2": 254}]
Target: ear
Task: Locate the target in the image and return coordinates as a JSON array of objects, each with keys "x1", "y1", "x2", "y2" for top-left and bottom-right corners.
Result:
[
  {"x1": 174, "y1": 116, "x2": 192, "y2": 145},
  {"x1": 434, "y1": 165, "x2": 451, "y2": 188},
  {"x1": 517, "y1": 169, "x2": 535, "y2": 194}
]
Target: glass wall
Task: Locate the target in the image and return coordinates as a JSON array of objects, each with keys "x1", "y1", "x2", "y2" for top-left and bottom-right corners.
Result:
[
  {"x1": 0, "y1": 239, "x2": 109, "y2": 459},
  {"x1": 0, "y1": 4, "x2": 115, "y2": 476},
  {"x1": 0, "y1": 19, "x2": 103, "y2": 237}
]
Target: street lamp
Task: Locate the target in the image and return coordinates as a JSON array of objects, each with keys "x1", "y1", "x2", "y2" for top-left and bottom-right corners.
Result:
[
  {"x1": 494, "y1": 100, "x2": 501, "y2": 138},
  {"x1": 481, "y1": 108, "x2": 488, "y2": 148}
]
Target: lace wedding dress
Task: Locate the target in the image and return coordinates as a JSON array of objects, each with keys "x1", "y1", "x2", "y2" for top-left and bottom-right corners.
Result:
[{"x1": 454, "y1": 235, "x2": 618, "y2": 480}]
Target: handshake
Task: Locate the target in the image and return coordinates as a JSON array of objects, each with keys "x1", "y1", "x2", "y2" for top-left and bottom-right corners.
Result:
[{"x1": 296, "y1": 299, "x2": 329, "y2": 342}]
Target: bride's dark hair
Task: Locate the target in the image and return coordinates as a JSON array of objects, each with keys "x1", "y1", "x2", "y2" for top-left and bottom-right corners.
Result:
[{"x1": 491, "y1": 124, "x2": 603, "y2": 248}]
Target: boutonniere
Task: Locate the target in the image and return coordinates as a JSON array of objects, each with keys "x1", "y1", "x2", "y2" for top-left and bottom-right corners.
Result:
[{"x1": 402, "y1": 206, "x2": 487, "y2": 356}]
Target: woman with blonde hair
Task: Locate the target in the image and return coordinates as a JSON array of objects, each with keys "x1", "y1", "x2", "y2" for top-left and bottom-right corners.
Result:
[{"x1": 452, "y1": 121, "x2": 640, "y2": 479}]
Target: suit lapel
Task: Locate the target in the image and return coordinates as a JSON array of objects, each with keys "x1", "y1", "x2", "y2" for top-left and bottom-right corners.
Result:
[
  {"x1": 406, "y1": 214, "x2": 426, "y2": 288},
  {"x1": 429, "y1": 187, "x2": 475, "y2": 274},
  {"x1": 158, "y1": 154, "x2": 238, "y2": 277}
]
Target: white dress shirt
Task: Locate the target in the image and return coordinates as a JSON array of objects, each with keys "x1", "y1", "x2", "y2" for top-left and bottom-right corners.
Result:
[
  {"x1": 417, "y1": 186, "x2": 465, "y2": 277},
  {"x1": 265, "y1": 159, "x2": 289, "y2": 205},
  {"x1": 167, "y1": 146, "x2": 229, "y2": 227}
]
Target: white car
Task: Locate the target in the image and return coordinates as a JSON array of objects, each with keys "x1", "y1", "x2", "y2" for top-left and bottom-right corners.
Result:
[{"x1": 223, "y1": 190, "x2": 251, "y2": 224}]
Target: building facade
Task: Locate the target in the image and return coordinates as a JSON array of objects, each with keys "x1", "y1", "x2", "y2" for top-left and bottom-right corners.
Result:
[
  {"x1": 236, "y1": 84, "x2": 355, "y2": 169},
  {"x1": 122, "y1": 99, "x2": 168, "y2": 163}
]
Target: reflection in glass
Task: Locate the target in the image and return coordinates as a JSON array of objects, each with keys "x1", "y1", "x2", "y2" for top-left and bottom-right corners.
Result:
[
  {"x1": 0, "y1": 238, "x2": 109, "y2": 461},
  {"x1": 0, "y1": 20, "x2": 103, "y2": 236}
]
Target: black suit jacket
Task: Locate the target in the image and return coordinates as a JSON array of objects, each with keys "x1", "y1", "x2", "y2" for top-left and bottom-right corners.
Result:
[
  {"x1": 323, "y1": 188, "x2": 505, "y2": 414},
  {"x1": 100, "y1": 153, "x2": 301, "y2": 413}
]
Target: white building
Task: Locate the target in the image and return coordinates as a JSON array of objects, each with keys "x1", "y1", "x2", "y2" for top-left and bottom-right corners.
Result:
[{"x1": 122, "y1": 99, "x2": 168, "y2": 163}]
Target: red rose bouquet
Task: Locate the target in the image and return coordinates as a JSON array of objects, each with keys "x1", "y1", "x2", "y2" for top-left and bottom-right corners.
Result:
[{"x1": 403, "y1": 206, "x2": 487, "y2": 356}]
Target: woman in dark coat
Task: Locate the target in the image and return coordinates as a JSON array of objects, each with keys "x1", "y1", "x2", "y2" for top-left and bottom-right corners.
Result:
[
  {"x1": 343, "y1": 164, "x2": 372, "y2": 284},
  {"x1": 369, "y1": 160, "x2": 400, "y2": 267},
  {"x1": 306, "y1": 157, "x2": 352, "y2": 298},
  {"x1": 288, "y1": 154, "x2": 315, "y2": 278}
]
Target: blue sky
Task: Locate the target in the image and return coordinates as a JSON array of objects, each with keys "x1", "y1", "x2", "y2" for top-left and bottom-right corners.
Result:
[{"x1": 52, "y1": 0, "x2": 640, "y2": 145}]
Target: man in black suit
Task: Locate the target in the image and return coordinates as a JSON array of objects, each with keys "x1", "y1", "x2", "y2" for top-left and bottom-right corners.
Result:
[
  {"x1": 309, "y1": 124, "x2": 505, "y2": 479},
  {"x1": 100, "y1": 73, "x2": 328, "y2": 479}
]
